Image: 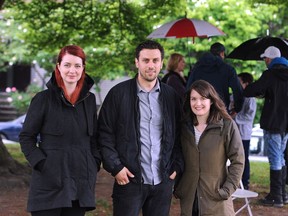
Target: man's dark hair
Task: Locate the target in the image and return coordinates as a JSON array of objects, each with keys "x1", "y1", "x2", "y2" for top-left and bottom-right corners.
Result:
[
  {"x1": 238, "y1": 72, "x2": 254, "y2": 84},
  {"x1": 135, "y1": 40, "x2": 164, "y2": 60},
  {"x1": 210, "y1": 42, "x2": 225, "y2": 56}
]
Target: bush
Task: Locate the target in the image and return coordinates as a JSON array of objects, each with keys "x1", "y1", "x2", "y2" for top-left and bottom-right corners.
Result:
[{"x1": 6, "y1": 84, "x2": 42, "y2": 114}]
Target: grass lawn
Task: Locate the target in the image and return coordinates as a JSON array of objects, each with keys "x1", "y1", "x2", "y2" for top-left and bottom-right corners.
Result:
[
  {"x1": 6, "y1": 143, "x2": 288, "y2": 215},
  {"x1": 5, "y1": 143, "x2": 28, "y2": 164},
  {"x1": 250, "y1": 161, "x2": 269, "y2": 189},
  {"x1": 5, "y1": 143, "x2": 270, "y2": 187}
]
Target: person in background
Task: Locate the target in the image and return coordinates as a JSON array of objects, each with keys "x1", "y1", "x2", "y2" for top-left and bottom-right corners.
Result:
[
  {"x1": 230, "y1": 72, "x2": 257, "y2": 190},
  {"x1": 97, "y1": 40, "x2": 184, "y2": 216},
  {"x1": 186, "y1": 42, "x2": 243, "y2": 113},
  {"x1": 285, "y1": 143, "x2": 288, "y2": 185},
  {"x1": 174, "y1": 80, "x2": 244, "y2": 216},
  {"x1": 19, "y1": 45, "x2": 101, "y2": 216},
  {"x1": 161, "y1": 53, "x2": 186, "y2": 100},
  {"x1": 244, "y1": 46, "x2": 288, "y2": 208}
]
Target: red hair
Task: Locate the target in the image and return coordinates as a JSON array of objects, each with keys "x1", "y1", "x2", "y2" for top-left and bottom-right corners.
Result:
[{"x1": 55, "y1": 45, "x2": 86, "y2": 105}]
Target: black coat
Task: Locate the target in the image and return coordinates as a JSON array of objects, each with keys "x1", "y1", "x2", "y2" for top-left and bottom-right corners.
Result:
[
  {"x1": 19, "y1": 73, "x2": 101, "y2": 212},
  {"x1": 161, "y1": 71, "x2": 186, "y2": 100},
  {"x1": 244, "y1": 64, "x2": 288, "y2": 133},
  {"x1": 97, "y1": 76, "x2": 184, "y2": 183}
]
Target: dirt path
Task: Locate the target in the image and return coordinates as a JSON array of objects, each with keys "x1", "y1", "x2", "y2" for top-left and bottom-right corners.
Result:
[{"x1": 0, "y1": 169, "x2": 288, "y2": 216}]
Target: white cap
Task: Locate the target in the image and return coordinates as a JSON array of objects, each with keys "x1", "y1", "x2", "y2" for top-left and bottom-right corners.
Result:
[{"x1": 260, "y1": 46, "x2": 281, "y2": 59}]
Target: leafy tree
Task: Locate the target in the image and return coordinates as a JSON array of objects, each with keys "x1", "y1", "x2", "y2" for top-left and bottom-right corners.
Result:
[
  {"x1": 2, "y1": 0, "x2": 187, "y2": 79},
  {"x1": 1, "y1": 0, "x2": 287, "y2": 123}
]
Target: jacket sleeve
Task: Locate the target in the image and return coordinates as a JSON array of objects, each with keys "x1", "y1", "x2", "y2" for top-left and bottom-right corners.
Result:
[
  {"x1": 88, "y1": 94, "x2": 102, "y2": 171},
  {"x1": 244, "y1": 70, "x2": 270, "y2": 98},
  {"x1": 218, "y1": 120, "x2": 244, "y2": 199},
  {"x1": 19, "y1": 92, "x2": 47, "y2": 169},
  {"x1": 229, "y1": 67, "x2": 244, "y2": 113},
  {"x1": 97, "y1": 89, "x2": 124, "y2": 176},
  {"x1": 170, "y1": 94, "x2": 185, "y2": 177},
  {"x1": 235, "y1": 97, "x2": 257, "y2": 124}
]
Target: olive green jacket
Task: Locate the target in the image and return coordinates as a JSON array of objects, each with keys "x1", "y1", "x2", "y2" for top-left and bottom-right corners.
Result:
[{"x1": 174, "y1": 119, "x2": 244, "y2": 216}]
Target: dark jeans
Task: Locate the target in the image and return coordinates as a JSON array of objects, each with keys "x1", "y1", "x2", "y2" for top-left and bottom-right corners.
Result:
[
  {"x1": 112, "y1": 180, "x2": 174, "y2": 216},
  {"x1": 31, "y1": 200, "x2": 86, "y2": 216},
  {"x1": 242, "y1": 140, "x2": 250, "y2": 188}
]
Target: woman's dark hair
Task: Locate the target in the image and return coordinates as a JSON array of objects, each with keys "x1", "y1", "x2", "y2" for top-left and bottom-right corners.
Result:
[
  {"x1": 238, "y1": 72, "x2": 254, "y2": 84},
  {"x1": 135, "y1": 40, "x2": 164, "y2": 60},
  {"x1": 55, "y1": 45, "x2": 86, "y2": 105},
  {"x1": 183, "y1": 80, "x2": 231, "y2": 125}
]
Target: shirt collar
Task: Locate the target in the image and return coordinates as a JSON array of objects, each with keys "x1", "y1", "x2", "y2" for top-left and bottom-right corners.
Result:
[{"x1": 137, "y1": 79, "x2": 161, "y2": 93}]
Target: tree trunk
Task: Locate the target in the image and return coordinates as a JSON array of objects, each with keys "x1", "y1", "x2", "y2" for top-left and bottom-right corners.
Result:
[
  {"x1": 0, "y1": 0, "x2": 4, "y2": 10},
  {"x1": 0, "y1": 138, "x2": 31, "y2": 189}
]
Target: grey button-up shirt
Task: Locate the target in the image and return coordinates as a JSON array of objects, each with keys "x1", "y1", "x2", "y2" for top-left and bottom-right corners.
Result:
[{"x1": 137, "y1": 80, "x2": 163, "y2": 185}]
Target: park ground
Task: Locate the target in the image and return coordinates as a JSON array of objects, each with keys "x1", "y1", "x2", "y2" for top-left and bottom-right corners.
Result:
[{"x1": 1, "y1": 169, "x2": 288, "y2": 216}]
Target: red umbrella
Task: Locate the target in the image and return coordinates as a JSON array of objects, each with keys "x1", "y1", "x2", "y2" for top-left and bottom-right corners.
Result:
[
  {"x1": 147, "y1": 18, "x2": 225, "y2": 66},
  {"x1": 147, "y1": 18, "x2": 225, "y2": 41}
]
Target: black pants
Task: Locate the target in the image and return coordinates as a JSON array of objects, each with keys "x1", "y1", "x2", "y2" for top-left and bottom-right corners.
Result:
[
  {"x1": 242, "y1": 140, "x2": 250, "y2": 188},
  {"x1": 192, "y1": 191, "x2": 199, "y2": 216},
  {"x1": 112, "y1": 180, "x2": 174, "y2": 216},
  {"x1": 31, "y1": 200, "x2": 86, "y2": 216}
]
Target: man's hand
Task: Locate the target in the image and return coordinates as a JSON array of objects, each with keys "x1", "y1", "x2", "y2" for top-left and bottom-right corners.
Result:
[
  {"x1": 169, "y1": 171, "x2": 176, "y2": 180},
  {"x1": 115, "y1": 167, "x2": 135, "y2": 185}
]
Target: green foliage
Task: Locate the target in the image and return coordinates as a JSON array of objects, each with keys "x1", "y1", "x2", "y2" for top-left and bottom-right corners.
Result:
[
  {"x1": 2, "y1": 0, "x2": 187, "y2": 80},
  {"x1": 254, "y1": 98, "x2": 264, "y2": 124},
  {"x1": 2, "y1": 0, "x2": 286, "y2": 79},
  {"x1": 0, "y1": 8, "x2": 32, "y2": 71},
  {"x1": 1, "y1": 0, "x2": 288, "y2": 123},
  {"x1": 8, "y1": 83, "x2": 41, "y2": 114},
  {"x1": 248, "y1": 0, "x2": 288, "y2": 6}
]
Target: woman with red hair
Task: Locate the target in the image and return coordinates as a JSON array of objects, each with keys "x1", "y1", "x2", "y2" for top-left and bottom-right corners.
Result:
[{"x1": 19, "y1": 45, "x2": 101, "y2": 216}]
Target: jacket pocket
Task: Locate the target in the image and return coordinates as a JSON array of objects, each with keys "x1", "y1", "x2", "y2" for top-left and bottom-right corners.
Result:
[
  {"x1": 174, "y1": 172, "x2": 195, "y2": 199},
  {"x1": 33, "y1": 150, "x2": 62, "y2": 190}
]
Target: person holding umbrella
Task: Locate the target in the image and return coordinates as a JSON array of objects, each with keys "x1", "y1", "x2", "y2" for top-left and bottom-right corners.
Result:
[
  {"x1": 186, "y1": 42, "x2": 244, "y2": 113},
  {"x1": 244, "y1": 46, "x2": 288, "y2": 208}
]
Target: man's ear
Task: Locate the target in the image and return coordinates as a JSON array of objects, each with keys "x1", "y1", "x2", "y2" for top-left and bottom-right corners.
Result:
[
  {"x1": 135, "y1": 58, "x2": 139, "y2": 68},
  {"x1": 220, "y1": 51, "x2": 225, "y2": 59}
]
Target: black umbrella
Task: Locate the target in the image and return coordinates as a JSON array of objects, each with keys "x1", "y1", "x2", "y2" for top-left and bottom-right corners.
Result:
[{"x1": 226, "y1": 36, "x2": 288, "y2": 60}]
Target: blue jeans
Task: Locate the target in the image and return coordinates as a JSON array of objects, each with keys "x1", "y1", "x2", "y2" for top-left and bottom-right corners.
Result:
[
  {"x1": 112, "y1": 180, "x2": 174, "y2": 216},
  {"x1": 264, "y1": 130, "x2": 288, "y2": 170}
]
